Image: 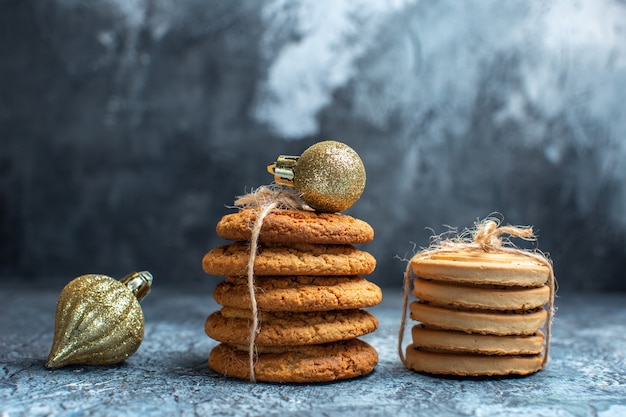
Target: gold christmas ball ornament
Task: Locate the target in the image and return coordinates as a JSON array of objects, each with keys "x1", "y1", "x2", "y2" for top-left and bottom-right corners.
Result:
[
  {"x1": 46, "y1": 271, "x2": 153, "y2": 369},
  {"x1": 267, "y1": 140, "x2": 366, "y2": 213}
]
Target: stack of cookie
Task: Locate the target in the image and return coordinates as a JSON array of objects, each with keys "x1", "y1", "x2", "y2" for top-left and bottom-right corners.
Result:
[
  {"x1": 202, "y1": 208, "x2": 382, "y2": 383},
  {"x1": 405, "y1": 250, "x2": 552, "y2": 376}
]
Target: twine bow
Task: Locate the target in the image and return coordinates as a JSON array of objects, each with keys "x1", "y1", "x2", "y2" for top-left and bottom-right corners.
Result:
[{"x1": 398, "y1": 215, "x2": 556, "y2": 369}]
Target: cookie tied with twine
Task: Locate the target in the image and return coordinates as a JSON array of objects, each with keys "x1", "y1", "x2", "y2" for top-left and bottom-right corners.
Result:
[
  {"x1": 204, "y1": 183, "x2": 381, "y2": 382},
  {"x1": 398, "y1": 215, "x2": 557, "y2": 377}
]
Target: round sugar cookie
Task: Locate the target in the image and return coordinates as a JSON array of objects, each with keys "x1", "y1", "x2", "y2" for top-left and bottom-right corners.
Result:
[
  {"x1": 205, "y1": 308, "x2": 378, "y2": 346},
  {"x1": 216, "y1": 208, "x2": 374, "y2": 244},
  {"x1": 405, "y1": 346, "x2": 544, "y2": 376},
  {"x1": 412, "y1": 278, "x2": 550, "y2": 311},
  {"x1": 214, "y1": 276, "x2": 382, "y2": 312},
  {"x1": 411, "y1": 325, "x2": 545, "y2": 355},
  {"x1": 202, "y1": 242, "x2": 376, "y2": 277},
  {"x1": 410, "y1": 251, "x2": 550, "y2": 287},
  {"x1": 409, "y1": 302, "x2": 547, "y2": 336},
  {"x1": 209, "y1": 339, "x2": 378, "y2": 383}
]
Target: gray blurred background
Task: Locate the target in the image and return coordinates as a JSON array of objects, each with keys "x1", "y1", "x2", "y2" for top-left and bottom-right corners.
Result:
[{"x1": 1, "y1": 0, "x2": 625, "y2": 293}]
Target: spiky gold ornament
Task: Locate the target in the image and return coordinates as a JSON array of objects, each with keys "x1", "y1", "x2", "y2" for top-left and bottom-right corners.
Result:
[
  {"x1": 46, "y1": 271, "x2": 153, "y2": 369},
  {"x1": 267, "y1": 140, "x2": 366, "y2": 213}
]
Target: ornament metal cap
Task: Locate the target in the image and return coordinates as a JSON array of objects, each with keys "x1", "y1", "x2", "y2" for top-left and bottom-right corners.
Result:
[
  {"x1": 119, "y1": 270, "x2": 153, "y2": 301},
  {"x1": 267, "y1": 140, "x2": 366, "y2": 213},
  {"x1": 267, "y1": 155, "x2": 299, "y2": 186},
  {"x1": 46, "y1": 271, "x2": 153, "y2": 369}
]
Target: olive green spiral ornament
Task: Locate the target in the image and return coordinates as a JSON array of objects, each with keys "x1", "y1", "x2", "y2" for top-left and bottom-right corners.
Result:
[{"x1": 46, "y1": 271, "x2": 153, "y2": 369}]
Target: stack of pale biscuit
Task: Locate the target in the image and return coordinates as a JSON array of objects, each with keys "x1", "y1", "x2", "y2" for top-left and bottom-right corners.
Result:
[
  {"x1": 405, "y1": 250, "x2": 552, "y2": 376},
  {"x1": 202, "y1": 208, "x2": 382, "y2": 383}
]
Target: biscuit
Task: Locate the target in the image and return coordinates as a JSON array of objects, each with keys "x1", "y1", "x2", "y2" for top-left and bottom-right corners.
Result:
[
  {"x1": 410, "y1": 251, "x2": 550, "y2": 287},
  {"x1": 202, "y1": 242, "x2": 376, "y2": 277},
  {"x1": 209, "y1": 340, "x2": 378, "y2": 383},
  {"x1": 213, "y1": 276, "x2": 382, "y2": 312},
  {"x1": 405, "y1": 346, "x2": 544, "y2": 376},
  {"x1": 411, "y1": 324, "x2": 545, "y2": 355},
  {"x1": 216, "y1": 208, "x2": 374, "y2": 244},
  {"x1": 412, "y1": 279, "x2": 550, "y2": 311},
  {"x1": 409, "y1": 302, "x2": 547, "y2": 336},
  {"x1": 205, "y1": 308, "x2": 378, "y2": 346}
]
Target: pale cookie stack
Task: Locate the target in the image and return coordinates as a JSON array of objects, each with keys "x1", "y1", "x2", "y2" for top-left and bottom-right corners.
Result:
[
  {"x1": 405, "y1": 251, "x2": 553, "y2": 376},
  {"x1": 202, "y1": 208, "x2": 382, "y2": 383}
]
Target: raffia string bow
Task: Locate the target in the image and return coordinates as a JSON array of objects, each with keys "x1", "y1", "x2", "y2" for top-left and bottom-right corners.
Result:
[
  {"x1": 398, "y1": 215, "x2": 556, "y2": 368},
  {"x1": 232, "y1": 185, "x2": 308, "y2": 382}
]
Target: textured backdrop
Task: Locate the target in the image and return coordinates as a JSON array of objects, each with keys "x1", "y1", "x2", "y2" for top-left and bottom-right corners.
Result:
[{"x1": 1, "y1": 0, "x2": 625, "y2": 291}]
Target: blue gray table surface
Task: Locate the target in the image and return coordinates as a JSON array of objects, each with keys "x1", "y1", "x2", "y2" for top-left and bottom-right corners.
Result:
[{"x1": 1, "y1": 284, "x2": 625, "y2": 417}]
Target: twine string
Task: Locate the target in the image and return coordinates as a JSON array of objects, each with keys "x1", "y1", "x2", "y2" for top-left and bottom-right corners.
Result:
[
  {"x1": 233, "y1": 185, "x2": 307, "y2": 382},
  {"x1": 398, "y1": 216, "x2": 556, "y2": 368},
  {"x1": 245, "y1": 201, "x2": 277, "y2": 382},
  {"x1": 398, "y1": 261, "x2": 413, "y2": 366}
]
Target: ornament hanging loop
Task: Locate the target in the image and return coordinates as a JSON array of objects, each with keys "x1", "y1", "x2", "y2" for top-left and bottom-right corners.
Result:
[{"x1": 267, "y1": 155, "x2": 299, "y2": 186}]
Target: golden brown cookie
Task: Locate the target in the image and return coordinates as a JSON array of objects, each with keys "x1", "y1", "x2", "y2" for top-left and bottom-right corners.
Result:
[
  {"x1": 202, "y1": 242, "x2": 376, "y2": 277},
  {"x1": 209, "y1": 339, "x2": 378, "y2": 382},
  {"x1": 412, "y1": 279, "x2": 550, "y2": 311},
  {"x1": 216, "y1": 208, "x2": 374, "y2": 244},
  {"x1": 410, "y1": 251, "x2": 551, "y2": 287},
  {"x1": 409, "y1": 302, "x2": 547, "y2": 336},
  {"x1": 405, "y1": 346, "x2": 544, "y2": 376},
  {"x1": 411, "y1": 324, "x2": 545, "y2": 355},
  {"x1": 213, "y1": 276, "x2": 382, "y2": 312},
  {"x1": 205, "y1": 308, "x2": 378, "y2": 346}
]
